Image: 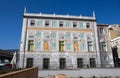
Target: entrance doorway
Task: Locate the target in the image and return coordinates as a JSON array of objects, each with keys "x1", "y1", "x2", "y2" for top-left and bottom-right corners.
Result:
[
  {"x1": 59, "y1": 58, "x2": 66, "y2": 69},
  {"x1": 43, "y1": 58, "x2": 49, "y2": 69},
  {"x1": 90, "y1": 58, "x2": 96, "y2": 67}
]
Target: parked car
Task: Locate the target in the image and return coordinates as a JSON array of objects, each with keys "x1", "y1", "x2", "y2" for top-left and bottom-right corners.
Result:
[{"x1": 0, "y1": 62, "x2": 12, "y2": 70}]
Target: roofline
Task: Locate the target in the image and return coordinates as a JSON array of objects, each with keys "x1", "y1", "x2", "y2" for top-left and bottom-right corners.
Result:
[
  {"x1": 111, "y1": 36, "x2": 120, "y2": 42},
  {"x1": 97, "y1": 24, "x2": 109, "y2": 26},
  {"x1": 23, "y1": 13, "x2": 96, "y2": 21}
]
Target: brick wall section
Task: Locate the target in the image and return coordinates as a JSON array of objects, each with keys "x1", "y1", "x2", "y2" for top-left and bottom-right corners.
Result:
[{"x1": 0, "y1": 67, "x2": 38, "y2": 78}]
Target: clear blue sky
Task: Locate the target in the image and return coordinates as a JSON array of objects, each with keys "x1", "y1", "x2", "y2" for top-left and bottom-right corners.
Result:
[{"x1": 0, "y1": 0, "x2": 120, "y2": 50}]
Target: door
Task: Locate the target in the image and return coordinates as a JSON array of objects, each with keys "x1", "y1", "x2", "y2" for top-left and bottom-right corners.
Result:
[
  {"x1": 26, "y1": 58, "x2": 33, "y2": 68},
  {"x1": 77, "y1": 58, "x2": 83, "y2": 68},
  {"x1": 43, "y1": 58, "x2": 49, "y2": 69},
  {"x1": 90, "y1": 58, "x2": 96, "y2": 67},
  {"x1": 59, "y1": 58, "x2": 66, "y2": 69}
]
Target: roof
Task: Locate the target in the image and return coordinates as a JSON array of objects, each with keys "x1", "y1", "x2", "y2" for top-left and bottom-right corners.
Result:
[
  {"x1": 23, "y1": 13, "x2": 96, "y2": 21},
  {"x1": 97, "y1": 24, "x2": 109, "y2": 27}
]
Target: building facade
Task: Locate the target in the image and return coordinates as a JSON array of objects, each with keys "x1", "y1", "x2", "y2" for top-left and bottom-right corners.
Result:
[
  {"x1": 19, "y1": 11, "x2": 114, "y2": 69},
  {"x1": 97, "y1": 24, "x2": 114, "y2": 67}
]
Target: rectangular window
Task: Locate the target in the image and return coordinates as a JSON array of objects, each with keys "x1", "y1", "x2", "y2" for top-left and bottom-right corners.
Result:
[
  {"x1": 66, "y1": 42, "x2": 71, "y2": 51},
  {"x1": 73, "y1": 22, "x2": 77, "y2": 28},
  {"x1": 87, "y1": 41, "x2": 93, "y2": 51},
  {"x1": 100, "y1": 28, "x2": 104, "y2": 34},
  {"x1": 35, "y1": 41, "x2": 41, "y2": 51},
  {"x1": 37, "y1": 20, "x2": 43, "y2": 27},
  {"x1": 101, "y1": 42, "x2": 107, "y2": 51},
  {"x1": 30, "y1": 20, "x2": 35, "y2": 26},
  {"x1": 59, "y1": 41, "x2": 64, "y2": 52},
  {"x1": 79, "y1": 22, "x2": 84, "y2": 28},
  {"x1": 74, "y1": 41, "x2": 79, "y2": 52},
  {"x1": 51, "y1": 41, "x2": 57, "y2": 50},
  {"x1": 66, "y1": 21, "x2": 71, "y2": 27},
  {"x1": 59, "y1": 58, "x2": 66, "y2": 69},
  {"x1": 28, "y1": 40, "x2": 34, "y2": 51},
  {"x1": 59, "y1": 21, "x2": 63, "y2": 27},
  {"x1": 52, "y1": 21, "x2": 57, "y2": 27},
  {"x1": 90, "y1": 58, "x2": 96, "y2": 67},
  {"x1": 45, "y1": 21, "x2": 49, "y2": 27},
  {"x1": 77, "y1": 58, "x2": 83, "y2": 68},
  {"x1": 44, "y1": 41, "x2": 50, "y2": 51},
  {"x1": 26, "y1": 58, "x2": 33, "y2": 68},
  {"x1": 51, "y1": 32, "x2": 56, "y2": 38},
  {"x1": 66, "y1": 33, "x2": 71, "y2": 39},
  {"x1": 43, "y1": 58, "x2": 49, "y2": 69},
  {"x1": 86, "y1": 23, "x2": 90, "y2": 29}
]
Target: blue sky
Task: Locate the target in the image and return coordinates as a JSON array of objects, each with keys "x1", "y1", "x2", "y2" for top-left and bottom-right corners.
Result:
[{"x1": 0, "y1": 0, "x2": 120, "y2": 49}]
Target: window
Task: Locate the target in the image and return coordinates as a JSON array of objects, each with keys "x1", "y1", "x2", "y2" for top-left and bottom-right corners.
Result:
[
  {"x1": 30, "y1": 20, "x2": 35, "y2": 26},
  {"x1": 100, "y1": 28, "x2": 104, "y2": 34},
  {"x1": 43, "y1": 58, "x2": 49, "y2": 69},
  {"x1": 77, "y1": 58, "x2": 83, "y2": 68},
  {"x1": 73, "y1": 22, "x2": 77, "y2": 28},
  {"x1": 74, "y1": 41, "x2": 79, "y2": 52},
  {"x1": 59, "y1": 21, "x2": 63, "y2": 27},
  {"x1": 44, "y1": 41, "x2": 50, "y2": 51},
  {"x1": 66, "y1": 21, "x2": 71, "y2": 27},
  {"x1": 52, "y1": 21, "x2": 57, "y2": 27},
  {"x1": 101, "y1": 42, "x2": 107, "y2": 51},
  {"x1": 79, "y1": 22, "x2": 84, "y2": 28},
  {"x1": 26, "y1": 58, "x2": 33, "y2": 68},
  {"x1": 59, "y1": 58, "x2": 66, "y2": 69},
  {"x1": 66, "y1": 33, "x2": 71, "y2": 39},
  {"x1": 86, "y1": 23, "x2": 90, "y2": 29},
  {"x1": 80, "y1": 33, "x2": 85, "y2": 38},
  {"x1": 66, "y1": 42, "x2": 71, "y2": 51},
  {"x1": 87, "y1": 41, "x2": 93, "y2": 51},
  {"x1": 90, "y1": 58, "x2": 96, "y2": 67},
  {"x1": 51, "y1": 41, "x2": 57, "y2": 50},
  {"x1": 51, "y1": 32, "x2": 56, "y2": 38},
  {"x1": 35, "y1": 41, "x2": 41, "y2": 50},
  {"x1": 28, "y1": 40, "x2": 34, "y2": 51},
  {"x1": 45, "y1": 21, "x2": 49, "y2": 27},
  {"x1": 59, "y1": 41, "x2": 64, "y2": 52},
  {"x1": 37, "y1": 20, "x2": 43, "y2": 27}
]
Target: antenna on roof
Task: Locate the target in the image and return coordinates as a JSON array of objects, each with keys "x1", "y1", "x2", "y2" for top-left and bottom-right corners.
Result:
[{"x1": 93, "y1": 11, "x2": 96, "y2": 18}]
